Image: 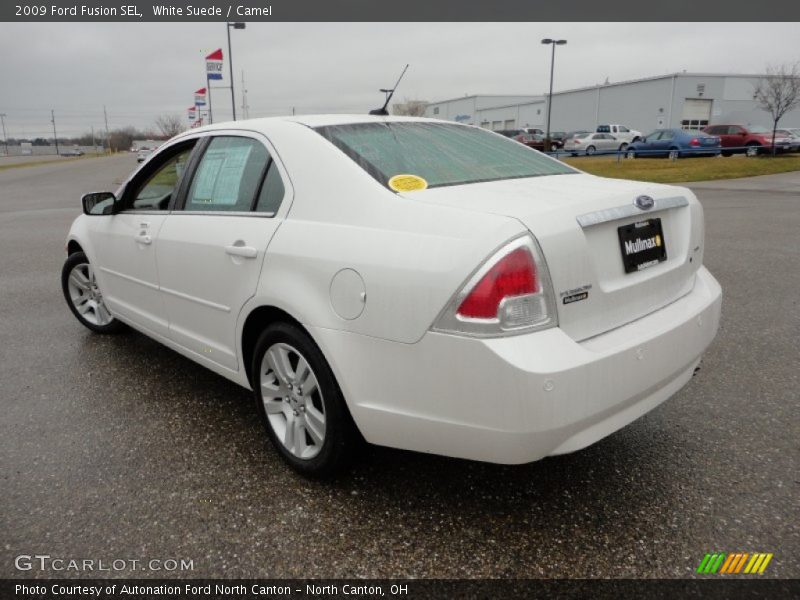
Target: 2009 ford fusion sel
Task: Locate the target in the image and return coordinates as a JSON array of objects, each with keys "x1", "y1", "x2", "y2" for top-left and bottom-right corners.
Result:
[{"x1": 62, "y1": 116, "x2": 722, "y2": 476}]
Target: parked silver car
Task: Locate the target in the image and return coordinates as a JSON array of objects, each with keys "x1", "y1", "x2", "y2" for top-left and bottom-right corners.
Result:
[{"x1": 563, "y1": 132, "x2": 625, "y2": 156}]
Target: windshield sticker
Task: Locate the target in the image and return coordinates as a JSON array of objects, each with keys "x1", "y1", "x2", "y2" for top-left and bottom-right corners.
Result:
[{"x1": 388, "y1": 174, "x2": 428, "y2": 193}]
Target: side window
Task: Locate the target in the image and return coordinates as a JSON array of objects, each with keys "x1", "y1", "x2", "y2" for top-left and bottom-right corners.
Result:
[
  {"x1": 660, "y1": 130, "x2": 674, "y2": 140},
  {"x1": 619, "y1": 126, "x2": 629, "y2": 132},
  {"x1": 254, "y1": 161, "x2": 286, "y2": 215},
  {"x1": 127, "y1": 145, "x2": 195, "y2": 211},
  {"x1": 184, "y1": 136, "x2": 269, "y2": 212}
]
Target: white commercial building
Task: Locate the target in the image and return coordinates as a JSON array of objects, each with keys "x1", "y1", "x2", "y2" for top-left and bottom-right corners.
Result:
[{"x1": 424, "y1": 73, "x2": 800, "y2": 134}]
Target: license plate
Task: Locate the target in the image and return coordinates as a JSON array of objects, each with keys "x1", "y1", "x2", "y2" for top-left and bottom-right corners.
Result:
[{"x1": 617, "y1": 218, "x2": 667, "y2": 273}]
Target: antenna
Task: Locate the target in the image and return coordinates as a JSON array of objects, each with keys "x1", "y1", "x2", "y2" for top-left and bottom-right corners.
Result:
[{"x1": 369, "y1": 64, "x2": 409, "y2": 116}]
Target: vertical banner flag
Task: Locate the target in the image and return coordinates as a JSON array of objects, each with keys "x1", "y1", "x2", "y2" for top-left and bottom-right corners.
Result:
[
  {"x1": 194, "y1": 88, "x2": 207, "y2": 106},
  {"x1": 206, "y1": 49, "x2": 224, "y2": 80},
  {"x1": 187, "y1": 106, "x2": 197, "y2": 121}
]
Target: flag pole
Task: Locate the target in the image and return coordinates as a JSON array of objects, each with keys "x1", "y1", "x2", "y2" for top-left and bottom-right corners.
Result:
[{"x1": 207, "y1": 76, "x2": 213, "y2": 125}]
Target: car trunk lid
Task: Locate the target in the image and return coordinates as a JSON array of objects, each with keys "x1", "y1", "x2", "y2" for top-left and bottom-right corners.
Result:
[{"x1": 407, "y1": 173, "x2": 704, "y2": 341}]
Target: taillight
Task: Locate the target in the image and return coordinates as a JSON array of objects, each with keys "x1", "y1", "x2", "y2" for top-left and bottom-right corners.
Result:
[
  {"x1": 690, "y1": 138, "x2": 700, "y2": 147},
  {"x1": 457, "y1": 247, "x2": 536, "y2": 318},
  {"x1": 432, "y1": 235, "x2": 557, "y2": 337}
]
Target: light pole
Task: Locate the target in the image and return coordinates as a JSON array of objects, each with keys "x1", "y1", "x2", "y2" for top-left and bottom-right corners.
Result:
[
  {"x1": 541, "y1": 38, "x2": 566, "y2": 152},
  {"x1": 51, "y1": 109, "x2": 60, "y2": 155},
  {"x1": 226, "y1": 22, "x2": 246, "y2": 120},
  {"x1": 0, "y1": 113, "x2": 8, "y2": 156}
]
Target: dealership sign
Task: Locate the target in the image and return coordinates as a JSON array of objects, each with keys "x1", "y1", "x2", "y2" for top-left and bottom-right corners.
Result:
[
  {"x1": 187, "y1": 106, "x2": 197, "y2": 121},
  {"x1": 206, "y1": 48, "x2": 223, "y2": 80}
]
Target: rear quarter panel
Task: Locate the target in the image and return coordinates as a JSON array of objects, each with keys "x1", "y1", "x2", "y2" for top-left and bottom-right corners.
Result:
[{"x1": 250, "y1": 121, "x2": 525, "y2": 344}]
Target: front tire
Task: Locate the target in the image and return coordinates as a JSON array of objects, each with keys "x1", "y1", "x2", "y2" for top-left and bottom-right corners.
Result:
[
  {"x1": 62, "y1": 251, "x2": 125, "y2": 334},
  {"x1": 251, "y1": 322, "x2": 358, "y2": 478},
  {"x1": 585, "y1": 145, "x2": 596, "y2": 156}
]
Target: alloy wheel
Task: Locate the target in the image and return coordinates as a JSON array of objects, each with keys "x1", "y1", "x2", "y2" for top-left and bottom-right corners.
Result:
[
  {"x1": 66, "y1": 262, "x2": 114, "y2": 326},
  {"x1": 260, "y1": 343, "x2": 326, "y2": 460}
]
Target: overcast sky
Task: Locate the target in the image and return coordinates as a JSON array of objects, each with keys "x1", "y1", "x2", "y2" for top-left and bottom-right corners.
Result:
[{"x1": 1, "y1": 22, "x2": 798, "y2": 138}]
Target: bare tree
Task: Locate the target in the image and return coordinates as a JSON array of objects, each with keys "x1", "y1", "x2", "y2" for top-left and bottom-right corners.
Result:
[
  {"x1": 754, "y1": 63, "x2": 800, "y2": 156},
  {"x1": 393, "y1": 98, "x2": 428, "y2": 117},
  {"x1": 154, "y1": 113, "x2": 185, "y2": 138}
]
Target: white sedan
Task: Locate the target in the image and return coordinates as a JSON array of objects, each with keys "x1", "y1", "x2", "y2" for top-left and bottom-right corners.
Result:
[
  {"x1": 564, "y1": 132, "x2": 627, "y2": 155},
  {"x1": 62, "y1": 115, "x2": 722, "y2": 477}
]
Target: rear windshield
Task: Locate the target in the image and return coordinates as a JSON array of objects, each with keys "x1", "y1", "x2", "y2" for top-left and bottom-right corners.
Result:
[{"x1": 314, "y1": 122, "x2": 575, "y2": 189}]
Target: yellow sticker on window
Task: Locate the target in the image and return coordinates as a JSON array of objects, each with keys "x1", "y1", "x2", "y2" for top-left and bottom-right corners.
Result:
[{"x1": 388, "y1": 174, "x2": 428, "y2": 192}]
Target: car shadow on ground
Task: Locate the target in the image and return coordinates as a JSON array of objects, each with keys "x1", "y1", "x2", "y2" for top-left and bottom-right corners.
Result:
[{"x1": 79, "y1": 327, "x2": 691, "y2": 517}]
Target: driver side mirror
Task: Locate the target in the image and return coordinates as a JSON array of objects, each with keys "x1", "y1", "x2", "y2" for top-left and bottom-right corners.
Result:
[{"x1": 82, "y1": 191, "x2": 117, "y2": 216}]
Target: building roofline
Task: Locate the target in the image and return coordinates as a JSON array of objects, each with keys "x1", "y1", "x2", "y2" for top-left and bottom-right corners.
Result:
[
  {"x1": 549, "y1": 72, "x2": 772, "y2": 96},
  {"x1": 427, "y1": 94, "x2": 538, "y2": 105},
  {"x1": 426, "y1": 73, "x2": 775, "y2": 108}
]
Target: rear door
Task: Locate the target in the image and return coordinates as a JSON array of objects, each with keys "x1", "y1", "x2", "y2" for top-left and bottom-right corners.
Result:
[{"x1": 155, "y1": 133, "x2": 290, "y2": 371}]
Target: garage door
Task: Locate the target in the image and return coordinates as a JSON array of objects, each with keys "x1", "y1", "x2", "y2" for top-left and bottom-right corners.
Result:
[{"x1": 681, "y1": 99, "x2": 712, "y2": 130}]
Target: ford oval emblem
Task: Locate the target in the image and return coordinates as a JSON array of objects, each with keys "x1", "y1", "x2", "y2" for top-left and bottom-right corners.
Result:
[{"x1": 635, "y1": 195, "x2": 655, "y2": 210}]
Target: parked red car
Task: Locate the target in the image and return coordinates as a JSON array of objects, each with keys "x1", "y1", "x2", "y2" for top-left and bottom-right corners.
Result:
[
  {"x1": 703, "y1": 124, "x2": 794, "y2": 155},
  {"x1": 512, "y1": 132, "x2": 562, "y2": 151}
]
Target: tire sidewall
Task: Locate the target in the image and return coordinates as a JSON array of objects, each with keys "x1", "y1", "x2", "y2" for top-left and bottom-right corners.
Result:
[
  {"x1": 251, "y1": 322, "x2": 355, "y2": 477},
  {"x1": 62, "y1": 251, "x2": 124, "y2": 334}
]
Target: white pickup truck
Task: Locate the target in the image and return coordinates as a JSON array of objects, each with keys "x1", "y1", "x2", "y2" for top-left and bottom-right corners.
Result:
[{"x1": 596, "y1": 124, "x2": 642, "y2": 145}]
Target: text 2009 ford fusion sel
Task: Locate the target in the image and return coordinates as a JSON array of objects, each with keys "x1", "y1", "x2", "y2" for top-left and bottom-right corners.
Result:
[{"x1": 62, "y1": 116, "x2": 721, "y2": 476}]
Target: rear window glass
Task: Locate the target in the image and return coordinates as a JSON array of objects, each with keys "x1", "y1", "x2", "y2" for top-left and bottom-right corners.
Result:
[{"x1": 314, "y1": 122, "x2": 575, "y2": 189}]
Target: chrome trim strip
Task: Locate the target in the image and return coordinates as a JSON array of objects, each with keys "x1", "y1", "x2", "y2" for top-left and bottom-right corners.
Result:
[
  {"x1": 174, "y1": 211, "x2": 277, "y2": 218},
  {"x1": 119, "y1": 210, "x2": 276, "y2": 217},
  {"x1": 576, "y1": 196, "x2": 688, "y2": 228}
]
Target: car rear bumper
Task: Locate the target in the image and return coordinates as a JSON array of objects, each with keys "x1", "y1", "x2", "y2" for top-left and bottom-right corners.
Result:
[{"x1": 311, "y1": 267, "x2": 722, "y2": 464}]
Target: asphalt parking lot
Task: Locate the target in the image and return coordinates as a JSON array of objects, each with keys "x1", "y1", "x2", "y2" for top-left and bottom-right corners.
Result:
[{"x1": 1, "y1": 155, "x2": 798, "y2": 579}]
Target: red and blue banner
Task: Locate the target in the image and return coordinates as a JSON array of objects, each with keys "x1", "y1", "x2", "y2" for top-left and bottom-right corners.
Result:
[
  {"x1": 206, "y1": 48, "x2": 223, "y2": 80},
  {"x1": 194, "y1": 87, "x2": 206, "y2": 106},
  {"x1": 187, "y1": 106, "x2": 197, "y2": 121}
]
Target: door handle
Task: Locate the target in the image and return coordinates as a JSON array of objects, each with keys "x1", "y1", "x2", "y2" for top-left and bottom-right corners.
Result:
[
  {"x1": 136, "y1": 232, "x2": 152, "y2": 245},
  {"x1": 224, "y1": 244, "x2": 258, "y2": 258}
]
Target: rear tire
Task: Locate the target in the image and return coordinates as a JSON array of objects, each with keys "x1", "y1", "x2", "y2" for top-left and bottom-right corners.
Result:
[
  {"x1": 618, "y1": 143, "x2": 628, "y2": 152},
  {"x1": 62, "y1": 251, "x2": 126, "y2": 334},
  {"x1": 251, "y1": 322, "x2": 359, "y2": 478}
]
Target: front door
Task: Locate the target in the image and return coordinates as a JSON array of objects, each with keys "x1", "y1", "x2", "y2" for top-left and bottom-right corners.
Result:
[
  {"x1": 89, "y1": 141, "x2": 197, "y2": 337},
  {"x1": 155, "y1": 133, "x2": 289, "y2": 371}
]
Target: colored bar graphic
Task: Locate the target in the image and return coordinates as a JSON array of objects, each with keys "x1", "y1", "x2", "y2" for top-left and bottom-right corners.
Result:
[
  {"x1": 697, "y1": 554, "x2": 712, "y2": 573},
  {"x1": 698, "y1": 551, "x2": 773, "y2": 575},
  {"x1": 720, "y1": 553, "x2": 736, "y2": 573},
  {"x1": 758, "y1": 554, "x2": 773, "y2": 574},
  {"x1": 733, "y1": 553, "x2": 749, "y2": 573},
  {"x1": 710, "y1": 553, "x2": 726, "y2": 573}
]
